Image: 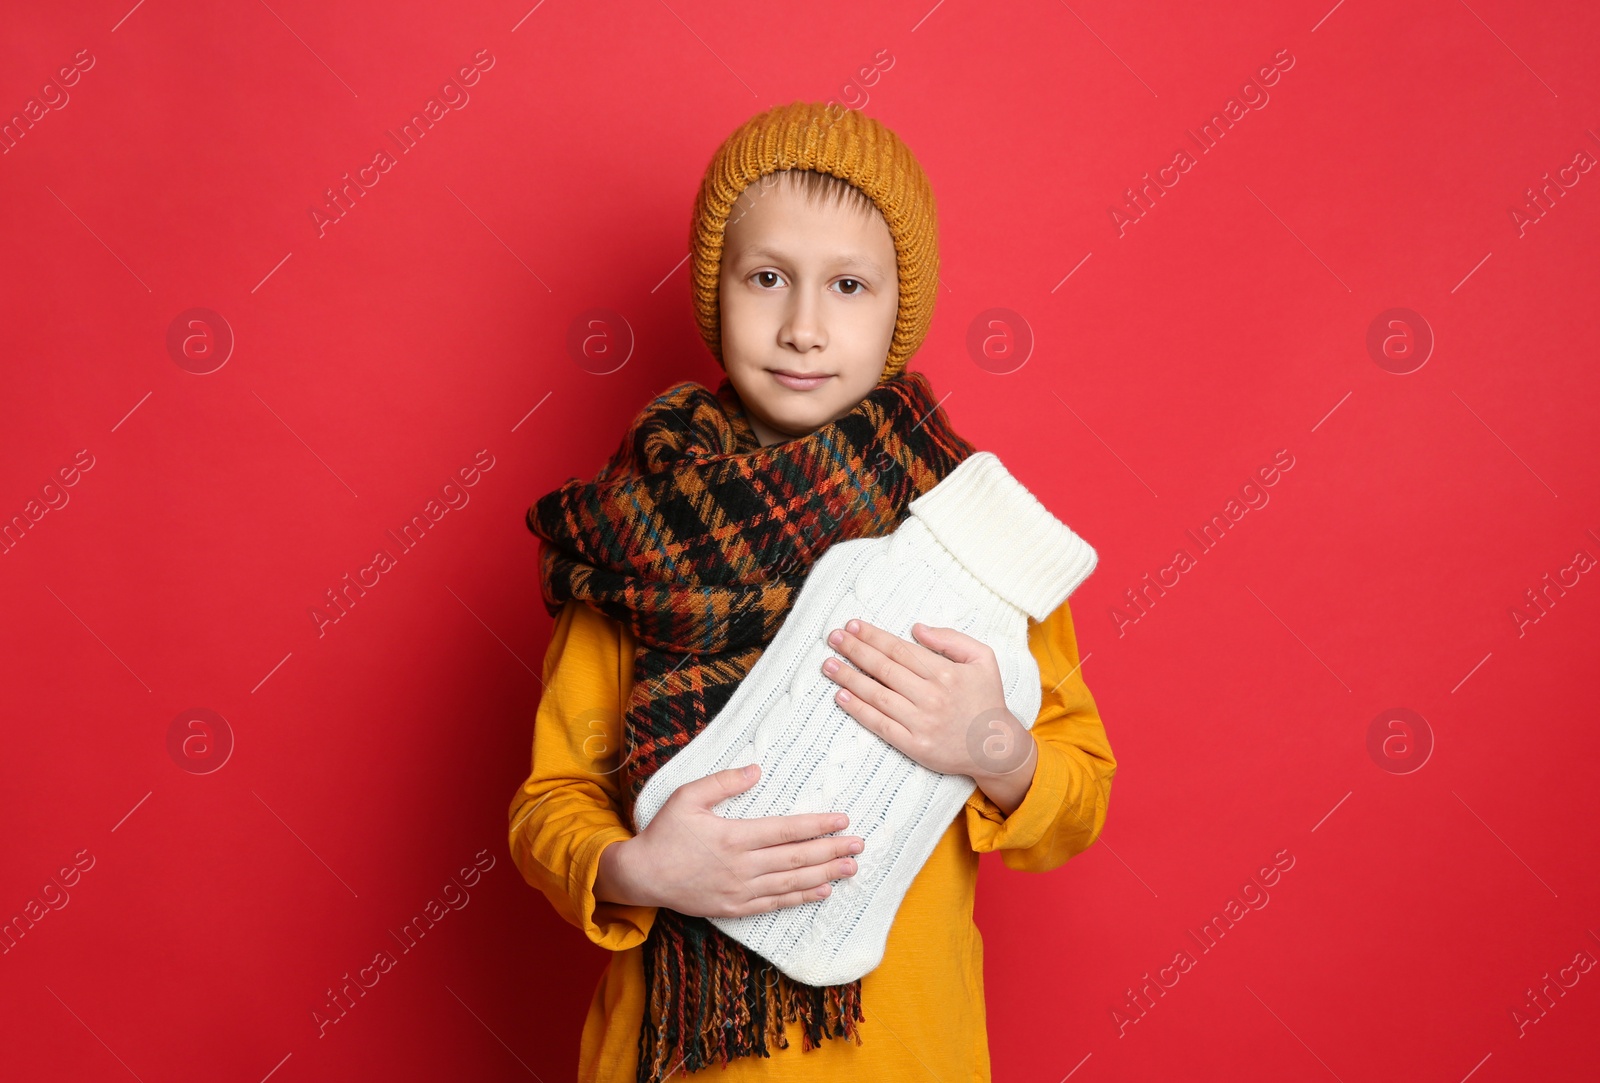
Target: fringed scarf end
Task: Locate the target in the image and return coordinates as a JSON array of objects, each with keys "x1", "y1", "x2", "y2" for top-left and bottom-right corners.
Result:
[{"x1": 635, "y1": 910, "x2": 865, "y2": 1082}]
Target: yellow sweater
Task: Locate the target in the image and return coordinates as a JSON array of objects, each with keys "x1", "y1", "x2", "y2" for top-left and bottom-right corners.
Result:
[{"x1": 509, "y1": 595, "x2": 1116, "y2": 1082}]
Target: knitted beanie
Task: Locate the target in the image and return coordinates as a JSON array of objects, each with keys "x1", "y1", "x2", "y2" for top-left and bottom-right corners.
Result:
[
  {"x1": 690, "y1": 101, "x2": 940, "y2": 382},
  {"x1": 631, "y1": 451, "x2": 1098, "y2": 986}
]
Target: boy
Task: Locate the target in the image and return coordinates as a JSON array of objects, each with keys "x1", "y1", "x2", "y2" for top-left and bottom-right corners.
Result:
[{"x1": 510, "y1": 101, "x2": 1116, "y2": 1082}]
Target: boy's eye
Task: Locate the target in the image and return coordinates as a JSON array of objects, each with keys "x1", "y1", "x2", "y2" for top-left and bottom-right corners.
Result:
[
  {"x1": 834, "y1": 278, "x2": 863, "y2": 295},
  {"x1": 754, "y1": 271, "x2": 784, "y2": 288}
]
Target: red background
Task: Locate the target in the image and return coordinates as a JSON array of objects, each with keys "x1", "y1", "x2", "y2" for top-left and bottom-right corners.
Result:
[{"x1": 3, "y1": 1, "x2": 1598, "y2": 1079}]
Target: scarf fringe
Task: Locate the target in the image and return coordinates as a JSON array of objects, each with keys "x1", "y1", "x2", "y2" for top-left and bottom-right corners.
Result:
[{"x1": 636, "y1": 908, "x2": 864, "y2": 1082}]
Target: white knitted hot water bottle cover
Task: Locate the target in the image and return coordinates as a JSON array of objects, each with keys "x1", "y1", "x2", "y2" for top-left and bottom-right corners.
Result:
[{"x1": 631, "y1": 451, "x2": 1098, "y2": 986}]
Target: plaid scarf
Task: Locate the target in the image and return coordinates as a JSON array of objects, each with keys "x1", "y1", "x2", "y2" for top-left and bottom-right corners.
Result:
[{"x1": 526, "y1": 369, "x2": 976, "y2": 1081}]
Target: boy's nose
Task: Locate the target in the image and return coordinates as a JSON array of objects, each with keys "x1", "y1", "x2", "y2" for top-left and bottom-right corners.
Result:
[{"x1": 781, "y1": 297, "x2": 825, "y2": 352}]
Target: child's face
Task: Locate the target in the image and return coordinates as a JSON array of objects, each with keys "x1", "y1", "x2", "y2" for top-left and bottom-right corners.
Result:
[{"x1": 718, "y1": 175, "x2": 900, "y2": 448}]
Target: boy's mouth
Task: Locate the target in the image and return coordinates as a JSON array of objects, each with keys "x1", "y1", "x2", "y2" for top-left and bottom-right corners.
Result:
[{"x1": 770, "y1": 368, "x2": 832, "y2": 391}]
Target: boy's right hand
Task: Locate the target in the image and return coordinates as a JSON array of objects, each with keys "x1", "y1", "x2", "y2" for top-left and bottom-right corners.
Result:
[{"x1": 601, "y1": 764, "x2": 864, "y2": 919}]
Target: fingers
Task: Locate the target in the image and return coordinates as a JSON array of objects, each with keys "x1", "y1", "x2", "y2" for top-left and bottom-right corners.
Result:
[
  {"x1": 726, "y1": 837, "x2": 864, "y2": 917},
  {"x1": 733, "y1": 805, "x2": 854, "y2": 850},
  {"x1": 909, "y1": 620, "x2": 988, "y2": 664},
  {"x1": 829, "y1": 619, "x2": 939, "y2": 680},
  {"x1": 679, "y1": 763, "x2": 763, "y2": 809},
  {"x1": 685, "y1": 767, "x2": 856, "y2": 851},
  {"x1": 824, "y1": 669, "x2": 902, "y2": 747},
  {"x1": 746, "y1": 830, "x2": 863, "y2": 872},
  {"x1": 667, "y1": 767, "x2": 870, "y2": 918},
  {"x1": 824, "y1": 631, "x2": 918, "y2": 724}
]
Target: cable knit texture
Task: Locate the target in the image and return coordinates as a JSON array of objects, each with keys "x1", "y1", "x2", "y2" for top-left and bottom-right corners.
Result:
[{"x1": 633, "y1": 452, "x2": 1098, "y2": 985}]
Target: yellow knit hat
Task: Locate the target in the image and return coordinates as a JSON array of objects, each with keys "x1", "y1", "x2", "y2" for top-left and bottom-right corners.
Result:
[{"x1": 689, "y1": 101, "x2": 939, "y2": 382}]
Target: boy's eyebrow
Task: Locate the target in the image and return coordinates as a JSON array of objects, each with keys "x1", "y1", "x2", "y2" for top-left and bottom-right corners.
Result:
[{"x1": 733, "y1": 244, "x2": 889, "y2": 278}]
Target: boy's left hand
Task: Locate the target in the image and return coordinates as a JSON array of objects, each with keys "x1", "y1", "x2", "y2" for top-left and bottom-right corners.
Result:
[{"x1": 820, "y1": 619, "x2": 1035, "y2": 784}]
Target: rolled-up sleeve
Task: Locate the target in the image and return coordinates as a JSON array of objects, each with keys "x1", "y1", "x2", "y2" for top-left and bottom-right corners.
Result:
[
  {"x1": 508, "y1": 598, "x2": 658, "y2": 950},
  {"x1": 964, "y1": 597, "x2": 1116, "y2": 872}
]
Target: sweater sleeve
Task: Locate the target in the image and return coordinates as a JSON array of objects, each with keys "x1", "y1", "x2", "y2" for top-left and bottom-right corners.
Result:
[
  {"x1": 508, "y1": 598, "x2": 657, "y2": 950},
  {"x1": 962, "y1": 597, "x2": 1116, "y2": 872}
]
